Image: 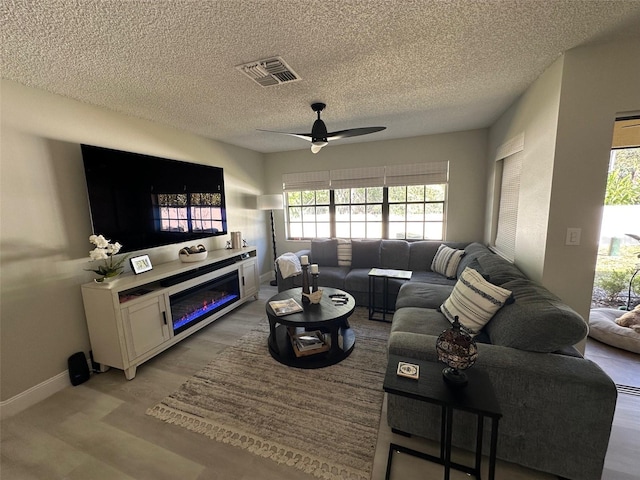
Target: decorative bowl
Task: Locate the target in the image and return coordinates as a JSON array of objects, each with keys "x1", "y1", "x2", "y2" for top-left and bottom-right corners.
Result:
[
  {"x1": 302, "y1": 289, "x2": 323, "y2": 304},
  {"x1": 179, "y1": 251, "x2": 208, "y2": 263}
]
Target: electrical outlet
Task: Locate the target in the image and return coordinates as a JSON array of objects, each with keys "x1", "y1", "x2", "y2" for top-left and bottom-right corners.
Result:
[{"x1": 565, "y1": 228, "x2": 581, "y2": 246}]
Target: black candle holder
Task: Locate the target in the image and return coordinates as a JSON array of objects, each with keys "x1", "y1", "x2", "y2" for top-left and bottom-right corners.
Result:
[
  {"x1": 311, "y1": 273, "x2": 319, "y2": 293},
  {"x1": 301, "y1": 264, "x2": 310, "y2": 303}
]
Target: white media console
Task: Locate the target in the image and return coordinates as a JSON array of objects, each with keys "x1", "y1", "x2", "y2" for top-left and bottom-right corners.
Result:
[{"x1": 81, "y1": 247, "x2": 259, "y2": 379}]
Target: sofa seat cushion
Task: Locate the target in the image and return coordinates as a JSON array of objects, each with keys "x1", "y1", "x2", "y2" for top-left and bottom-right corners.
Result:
[
  {"x1": 486, "y1": 278, "x2": 588, "y2": 352},
  {"x1": 312, "y1": 266, "x2": 350, "y2": 290},
  {"x1": 409, "y1": 271, "x2": 459, "y2": 286},
  {"x1": 391, "y1": 307, "x2": 450, "y2": 336},
  {"x1": 388, "y1": 307, "x2": 450, "y2": 359},
  {"x1": 345, "y1": 268, "x2": 407, "y2": 294},
  {"x1": 395, "y1": 282, "x2": 454, "y2": 310}
]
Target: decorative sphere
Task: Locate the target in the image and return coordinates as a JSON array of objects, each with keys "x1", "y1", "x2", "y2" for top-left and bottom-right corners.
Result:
[{"x1": 436, "y1": 317, "x2": 478, "y2": 371}]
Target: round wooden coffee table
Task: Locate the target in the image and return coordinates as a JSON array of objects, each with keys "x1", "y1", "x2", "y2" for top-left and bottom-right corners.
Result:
[{"x1": 266, "y1": 287, "x2": 356, "y2": 368}]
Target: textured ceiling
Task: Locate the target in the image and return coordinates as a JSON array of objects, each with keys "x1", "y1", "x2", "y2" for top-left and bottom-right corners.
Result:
[{"x1": 2, "y1": 0, "x2": 640, "y2": 154}]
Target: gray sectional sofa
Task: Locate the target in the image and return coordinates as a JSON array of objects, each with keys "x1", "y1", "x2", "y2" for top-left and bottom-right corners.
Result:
[
  {"x1": 276, "y1": 239, "x2": 617, "y2": 480},
  {"x1": 276, "y1": 238, "x2": 469, "y2": 308}
]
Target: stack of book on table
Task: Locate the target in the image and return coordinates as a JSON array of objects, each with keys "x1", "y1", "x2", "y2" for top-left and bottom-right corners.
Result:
[
  {"x1": 289, "y1": 330, "x2": 329, "y2": 357},
  {"x1": 269, "y1": 298, "x2": 303, "y2": 316}
]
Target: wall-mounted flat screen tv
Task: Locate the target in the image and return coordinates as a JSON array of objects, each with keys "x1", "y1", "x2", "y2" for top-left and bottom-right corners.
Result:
[{"x1": 81, "y1": 144, "x2": 228, "y2": 253}]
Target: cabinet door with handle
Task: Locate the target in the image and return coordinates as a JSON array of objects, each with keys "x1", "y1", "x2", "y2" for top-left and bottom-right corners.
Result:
[
  {"x1": 240, "y1": 257, "x2": 259, "y2": 299},
  {"x1": 122, "y1": 294, "x2": 171, "y2": 361}
]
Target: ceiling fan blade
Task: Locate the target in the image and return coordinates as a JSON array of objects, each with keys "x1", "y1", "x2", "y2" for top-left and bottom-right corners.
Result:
[
  {"x1": 260, "y1": 103, "x2": 386, "y2": 152},
  {"x1": 327, "y1": 126, "x2": 386, "y2": 141},
  {"x1": 257, "y1": 129, "x2": 313, "y2": 141}
]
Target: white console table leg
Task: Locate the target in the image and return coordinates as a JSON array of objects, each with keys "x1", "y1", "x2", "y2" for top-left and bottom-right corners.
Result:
[{"x1": 124, "y1": 366, "x2": 137, "y2": 380}]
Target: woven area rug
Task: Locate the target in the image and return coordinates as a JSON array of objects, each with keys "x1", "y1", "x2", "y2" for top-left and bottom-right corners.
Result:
[{"x1": 146, "y1": 308, "x2": 390, "y2": 480}]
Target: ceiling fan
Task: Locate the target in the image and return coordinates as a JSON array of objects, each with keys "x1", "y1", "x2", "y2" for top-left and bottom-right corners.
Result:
[{"x1": 260, "y1": 102, "x2": 386, "y2": 154}]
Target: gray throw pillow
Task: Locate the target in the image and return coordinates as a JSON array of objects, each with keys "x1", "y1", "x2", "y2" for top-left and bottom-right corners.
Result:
[{"x1": 311, "y1": 239, "x2": 338, "y2": 267}]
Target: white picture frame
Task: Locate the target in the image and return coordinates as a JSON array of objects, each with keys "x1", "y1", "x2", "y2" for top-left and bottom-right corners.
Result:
[{"x1": 130, "y1": 254, "x2": 153, "y2": 274}]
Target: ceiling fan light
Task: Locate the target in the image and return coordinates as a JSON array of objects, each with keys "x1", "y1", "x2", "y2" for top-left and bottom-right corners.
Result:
[{"x1": 311, "y1": 144, "x2": 324, "y2": 154}]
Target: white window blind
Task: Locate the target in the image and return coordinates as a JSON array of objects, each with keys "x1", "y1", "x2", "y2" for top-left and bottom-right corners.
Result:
[
  {"x1": 494, "y1": 151, "x2": 523, "y2": 261},
  {"x1": 282, "y1": 171, "x2": 330, "y2": 191},
  {"x1": 330, "y1": 166, "x2": 386, "y2": 189},
  {"x1": 283, "y1": 161, "x2": 449, "y2": 192},
  {"x1": 385, "y1": 162, "x2": 448, "y2": 186}
]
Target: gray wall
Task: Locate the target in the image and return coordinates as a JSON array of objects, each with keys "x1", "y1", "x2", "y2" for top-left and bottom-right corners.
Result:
[
  {"x1": 486, "y1": 39, "x2": 640, "y2": 332},
  {"x1": 264, "y1": 129, "x2": 489, "y2": 256},
  {"x1": 0, "y1": 80, "x2": 268, "y2": 401}
]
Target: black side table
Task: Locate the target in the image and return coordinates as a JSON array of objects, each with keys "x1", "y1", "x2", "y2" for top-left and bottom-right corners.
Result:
[
  {"x1": 368, "y1": 268, "x2": 412, "y2": 322},
  {"x1": 383, "y1": 355, "x2": 502, "y2": 480}
]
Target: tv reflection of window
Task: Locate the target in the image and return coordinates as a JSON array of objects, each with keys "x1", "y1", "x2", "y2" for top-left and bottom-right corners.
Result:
[{"x1": 157, "y1": 193, "x2": 222, "y2": 233}]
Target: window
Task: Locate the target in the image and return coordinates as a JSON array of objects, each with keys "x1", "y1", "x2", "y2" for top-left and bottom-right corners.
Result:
[
  {"x1": 283, "y1": 163, "x2": 448, "y2": 240},
  {"x1": 156, "y1": 192, "x2": 224, "y2": 233},
  {"x1": 389, "y1": 184, "x2": 446, "y2": 239},
  {"x1": 492, "y1": 133, "x2": 524, "y2": 261},
  {"x1": 286, "y1": 190, "x2": 331, "y2": 238},
  {"x1": 335, "y1": 187, "x2": 384, "y2": 238}
]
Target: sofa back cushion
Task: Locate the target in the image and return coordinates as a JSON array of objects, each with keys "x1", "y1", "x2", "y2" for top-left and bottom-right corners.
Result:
[
  {"x1": 474, "y1": 252, "x2": 527, "y2": 286},
  {"x1": 351, "y1": 239, "x2": 381, "y2": 268},
  {"x1": 456, "y1": 242, "x2": 492, "y2": 278},
  {"x1": 311, "y1": 239, "x2": 338, "y2": 267},
  {"x1": 408, "y1": 241, "x2": 443, "y2": 271},
  {"x1": 380, "y1": 240, "x2": 410, "y2": 270},
  {"x1": 408, "y1": 241, "x2": 469, "y2": 272},
  {"x1": 485, "y1": 278, "x2": 588, "y2": 352}
]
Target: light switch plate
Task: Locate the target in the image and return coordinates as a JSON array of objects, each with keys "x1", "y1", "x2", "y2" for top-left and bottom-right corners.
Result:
[{"x1": 566, "y1": 228, "x2": 581, "y2": 246}]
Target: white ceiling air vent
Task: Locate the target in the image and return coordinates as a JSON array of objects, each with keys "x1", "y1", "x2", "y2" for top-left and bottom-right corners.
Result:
[{"x1": 236, "y1": 56, "x2": 301, "y2": 87}]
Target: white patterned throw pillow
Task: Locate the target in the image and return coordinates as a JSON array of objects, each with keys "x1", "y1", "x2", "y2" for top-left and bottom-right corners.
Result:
[
  {"x1": 441, "y1": 267, "x2": 513, "y2": 334},
  {"x1": 337, "y1": 238, "x2": 352, "y2": 267},
  {"x1": 431, "y1": 244, "x2": 465, "y2": 279}
]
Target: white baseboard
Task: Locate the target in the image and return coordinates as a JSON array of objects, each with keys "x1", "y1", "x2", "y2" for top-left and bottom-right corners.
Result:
[
  {"x1": 260, "y1": 272, "x2": 274, "y2": 284},
  {"x1": 0, "y1": 370, "x2": 69, "y2": 420}
]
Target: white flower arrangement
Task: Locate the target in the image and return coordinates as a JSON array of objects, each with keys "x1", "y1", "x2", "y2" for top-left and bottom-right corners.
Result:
[{"x1": 87, "y1": 234, "x2": 128, "y2": 281}]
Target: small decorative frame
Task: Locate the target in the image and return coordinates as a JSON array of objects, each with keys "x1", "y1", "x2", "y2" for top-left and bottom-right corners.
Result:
[
  {"x1": 397, "y1": 361, "x2": 420, "y2": 380},
  {"x1": 130, "y1": 254, "x2": 153, "y2": 274}
]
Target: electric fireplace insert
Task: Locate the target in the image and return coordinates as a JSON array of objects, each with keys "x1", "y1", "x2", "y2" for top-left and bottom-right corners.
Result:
[{"x1": 170, "y1": 271, "x2": 240, "y2": 335}]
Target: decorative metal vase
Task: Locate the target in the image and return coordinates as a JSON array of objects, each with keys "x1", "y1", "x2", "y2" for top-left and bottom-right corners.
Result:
[{"x1": 436, "y1": 316, "x2": 478, "y2": 387}]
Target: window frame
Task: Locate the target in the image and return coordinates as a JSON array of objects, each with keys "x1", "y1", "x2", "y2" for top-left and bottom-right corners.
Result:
[
  {"x1": 490, "y1": 133, "x2": 525, "y2": 261},
  {"x1": 284, "y1": 184, "x2": 447, "y2": 241}
]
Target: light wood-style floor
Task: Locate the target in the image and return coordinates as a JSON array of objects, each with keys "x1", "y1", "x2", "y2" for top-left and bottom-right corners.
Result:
[{"x1": 1, "y1": 282, "x2": 638, "y2": 480}]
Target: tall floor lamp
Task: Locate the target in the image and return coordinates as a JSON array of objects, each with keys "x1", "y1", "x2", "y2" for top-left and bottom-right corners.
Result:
[{"x1": 258, "y1": 194, "x2": 284, "y2": 286}]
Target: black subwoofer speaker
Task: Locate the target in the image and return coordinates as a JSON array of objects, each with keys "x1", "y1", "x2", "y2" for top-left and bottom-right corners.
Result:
[{"x1": 68, "y1": 352, "x2": 90, "y2": 386}]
